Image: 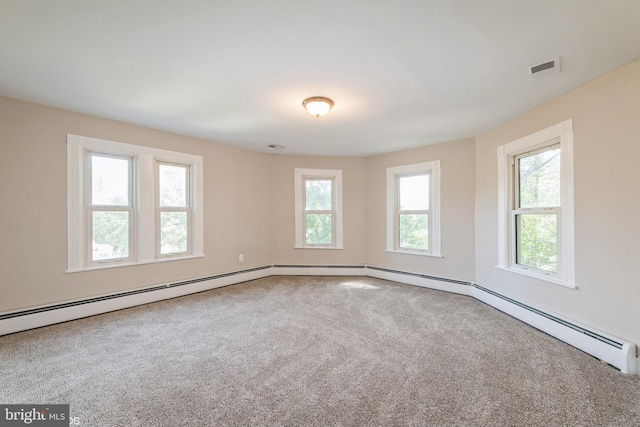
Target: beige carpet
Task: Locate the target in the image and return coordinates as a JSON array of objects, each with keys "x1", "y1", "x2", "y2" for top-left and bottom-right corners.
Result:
[{"x1": 1, "y1": 276, "x2": 639, "y2": 426}]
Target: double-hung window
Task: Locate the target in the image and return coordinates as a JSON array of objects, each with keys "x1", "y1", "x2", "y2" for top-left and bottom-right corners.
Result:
[
  {"x1": 157, "y1": 162, "x2": 191, "y2": 256},
  {"x1": 497, "y1": 119, "x2": 575, "y2": 287},
  {"x1": 87, "y1": 152, "x2": 135, "y2": 264},
  {"x1": 67, "y1": 134, "x2": 203, "y2": 272},
  {"x1": 513, "y1": 145, "x2": 561, "y2": 273},
  {"x1": 386, "y1": 161, "x2": 441, "y2": 257},
  {"x1": 294, "y1": 168, "x2": 343, "y2": 249}
]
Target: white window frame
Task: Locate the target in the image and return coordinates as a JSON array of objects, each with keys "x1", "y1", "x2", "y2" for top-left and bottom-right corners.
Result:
[
  {"x1": 386, "y1": 161, "x2": 442, "y2": 257},
  {"x1": 67, "y1": 134, "x2": 204, "y2": 272},
  {"x1": 294, "y1": 168, "x2": 343, "y2": 249},
  {"x1": 497, "y1": 119, "x2": 575, "y2": 288},
  {"x1": 86, "y1": 152, "x2": 136, "y2": 265}
]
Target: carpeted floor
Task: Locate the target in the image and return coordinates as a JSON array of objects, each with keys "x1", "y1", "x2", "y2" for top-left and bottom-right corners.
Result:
[{"x1": 1, "y1": 276, "x2": 639, "y2": 426}]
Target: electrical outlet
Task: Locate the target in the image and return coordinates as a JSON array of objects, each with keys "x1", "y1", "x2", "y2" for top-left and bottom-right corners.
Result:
[{"x1": 239, "y1": 254, "x2": 244, "y2": 262}]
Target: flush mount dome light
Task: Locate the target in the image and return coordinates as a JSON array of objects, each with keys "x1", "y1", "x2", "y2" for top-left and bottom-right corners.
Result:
[{"x1": 302, "y1": 96, "x2": 334, "y2": 118}]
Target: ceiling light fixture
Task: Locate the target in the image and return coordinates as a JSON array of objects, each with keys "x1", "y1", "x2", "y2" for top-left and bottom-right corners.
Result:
[{"x1": 302, "y1": 96, "x2": 334, "y2": 118}]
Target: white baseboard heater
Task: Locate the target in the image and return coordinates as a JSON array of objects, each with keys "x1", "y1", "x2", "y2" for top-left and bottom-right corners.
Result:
[
  {"x1": 0, "y1": 266, "x2": 272, "y2": 337},
  {"x1": 472, "y1": 283, "x2": 637, "y2": 375},
  {"x1": 0, "y1": 265, "x2": 636, "y2": 375}
]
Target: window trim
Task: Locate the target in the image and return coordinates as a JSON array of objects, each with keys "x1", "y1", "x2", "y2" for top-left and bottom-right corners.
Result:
[
  {"x1": 294, "y1": 168, "x2": 343, "y2": 249},
  {"x1": 67, "y1": 134, "x2": 204, "y2": 273},
  {"x1": 496, "y1": 119, "x2": 575, "y2": 288},
  {"x1": 386, "y1": 161, "x2": 442, "y2": 257},
  {"x1": 86, "y1": 152, "x2": 136, "y2": 265}
]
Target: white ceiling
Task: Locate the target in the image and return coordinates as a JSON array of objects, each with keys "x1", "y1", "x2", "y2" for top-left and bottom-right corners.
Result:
[{"x1": 1, "y1": 1, "x2": 639, "y2": 156}]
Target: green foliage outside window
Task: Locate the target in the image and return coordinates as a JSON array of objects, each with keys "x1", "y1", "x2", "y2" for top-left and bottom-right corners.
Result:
[
  {"x1": 305, "y1": 179, "x2": 334, "y2": 245},
  {"x1": 516, "y1": 147, "x2": 560, "y2": 272},
  {"x1": 517, "y1": 214, "x2": 557, "y2": 272},
  {"x1": 160, "y1": 211, "x2": 188, "y2": 254},
  {"x1": 92, "y1": 211, "x2": 129, "y2": 260},
  {"x1": 399, "y1": 214, "x2": 428, "y2": 250},
  {"x1": 306, "y1": 214, "x2": 333, "y2": 245}
]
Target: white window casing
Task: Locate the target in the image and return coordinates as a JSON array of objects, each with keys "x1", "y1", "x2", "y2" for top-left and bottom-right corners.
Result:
[
  {"x1": 386, "y1": 161, "x2": 442, "y2": 257},
  {"x1": 294, "y1": 168, "x2": 343, "y2": 249},
  {"x1": 67, "y1": 134, "x2": 204, "y2": 272},
  {"x1": 496, "y1": 119, "x2": 575, "y2": 288}
]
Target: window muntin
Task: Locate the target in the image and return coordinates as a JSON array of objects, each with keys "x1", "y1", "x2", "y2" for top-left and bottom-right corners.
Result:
[
  {"x1": 87, "y1": 153, "x2": 134, "y2": 264},
  {"x1": 157, "y1": 162, "x2": 191, "y2": 256},
  {"x1": 294, "y1": 169, "x2": 343, "y2": 249},
  {"x1": 496, "y1": 119, "x2": 575, "y2": 288},
  {"x1": 386, "y1": 161, "x2": 441, "y2": 257}
]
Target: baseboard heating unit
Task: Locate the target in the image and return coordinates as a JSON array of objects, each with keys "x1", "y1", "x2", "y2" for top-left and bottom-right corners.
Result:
[
  {"x1": 0, "y1": 265, "x2": 636, "y2": 375},
  {"x1": 472, "y1": 283, "x2": 637, "y2": 375}
]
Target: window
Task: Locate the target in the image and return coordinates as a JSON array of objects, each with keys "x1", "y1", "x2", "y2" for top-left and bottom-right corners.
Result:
[
  {"x1": 67, "y1": 134, "x2": 203, "y2": 272},
  {"x1": 386, "y1": 161, "x2": 441, "y2": 257},
  {"x1": 497, "y1": 119, "x2": 575, "y2": 287},
  {"x1": 294, "y1": 168, "x2": 343, "y2": 249},
  {"x1": 88, "y1": 153, "x2": 134, "y2": 264},
  {"x1": 157, "y1": 162, "x2": 191, "y2": 256}
]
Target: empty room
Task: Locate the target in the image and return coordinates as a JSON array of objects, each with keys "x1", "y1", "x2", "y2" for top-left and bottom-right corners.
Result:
[{"x1": 1, "y1": 1, "x2": 639, "y2": 425}]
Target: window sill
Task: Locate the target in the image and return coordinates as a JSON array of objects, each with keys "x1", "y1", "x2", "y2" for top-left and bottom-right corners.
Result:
[
  {"x1": 385, "y1": 249, "x2": 443, "y2": 258},
  {"x1": 294, "y1": 246, "x2": 344, "y2": 250},
  {"x1": 66, "y1": 254, "x2": 205, "y2": 274},
  {"x1": 495, "y1": 265, "x2": 576, "y2": 289}
]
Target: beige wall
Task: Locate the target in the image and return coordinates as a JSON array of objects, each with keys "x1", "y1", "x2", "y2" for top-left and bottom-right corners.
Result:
[
  {"x1": 366, "y1": 139, "x2": 476, "y2": 281},
  {"x1": 3, "y1": 59, "x2": 638, "y2": 348},
  {"x1": 0, "y1": 97, "x2": 274, "y2": 312},
  {"x1": 270, "y1": 155, "x2": 368, "y2": 265},
  {"x1": 475, "y1": 58, "x2": 640, "y2": 345}
]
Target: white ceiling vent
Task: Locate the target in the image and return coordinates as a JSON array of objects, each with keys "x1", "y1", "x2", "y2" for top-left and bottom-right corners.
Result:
[{"x1": 527, "y1": 57, "x2": 560, "y2": 81}]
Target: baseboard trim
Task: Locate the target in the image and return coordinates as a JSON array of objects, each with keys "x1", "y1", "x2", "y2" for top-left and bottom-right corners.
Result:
[
  {"x1": 472, "y1": 283, "x2": 637, "y2": 375},
  {"x1": 0, "y1": 265, "x2": 273, "y2": 336},
  {"x1": 272, "y1": 264, "x2": 366, "y2": 276},
  {"x1": 2, "y1": 265, "x2": 637, "y2": 375},
  {"x1": 366, "y1": 265, "x2": 473, "y2": 296}
]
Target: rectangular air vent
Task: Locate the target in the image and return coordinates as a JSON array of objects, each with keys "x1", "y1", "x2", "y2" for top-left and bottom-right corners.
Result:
[{"x1": 527, "y1": 56, "x2": 560, "y2": 81}]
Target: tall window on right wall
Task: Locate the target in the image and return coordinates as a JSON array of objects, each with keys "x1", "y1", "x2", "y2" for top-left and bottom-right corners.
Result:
[{"x1": 497, "y1": 119, "x2": 575, "y2": 288}]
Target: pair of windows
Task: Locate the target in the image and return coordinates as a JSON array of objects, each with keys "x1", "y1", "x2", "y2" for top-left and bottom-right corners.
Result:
[
  {"x1": 294, "y1": 163, "x2": 442, "y2": 257},
  {"x1": 497, "y1": 119, "x2": 575, "y2": 287},
  {"x1": 67, "y1": 135, "x2": 203, "y2": 272}
]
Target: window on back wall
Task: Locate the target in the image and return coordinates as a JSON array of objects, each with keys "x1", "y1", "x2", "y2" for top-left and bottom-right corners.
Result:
[
  {"x1": 497, "y1": 119, "x2": 575, "y2": 288},
  {"x1": 386, "y1": 161, "x2": 441, "y2": 257},
  {"x1": 67, "y1": 134, "x2": 203, "y2": 272},
  {"x1": 294, "y1": 168, "x2": 343, "y2": 249}
]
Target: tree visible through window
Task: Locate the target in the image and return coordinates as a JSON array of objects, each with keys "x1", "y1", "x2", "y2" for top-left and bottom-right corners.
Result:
[
  {"x1": 397, "y1": 174, "x2": 429, "y2": 251},
  {"x1": 158, "y1": 163, "x2": 190, "y2": 255},
  {"x1": 67, "y1": 134, "x2": 204, "y2": 272},
  {"x1": 89, "y1": 153, "x2": 133, "y2": 262},
  {"x1": 514, "y1": 146, "x2": 560, "y2": 273},
  {"x1": 496, "y1": 119, "x2": 575, "y2": 287},
  {"x1": 294, "y1": 168, "x2": 343, "y2": 249},
  {"x1": 304, "y1": 179, "x2": 334, "y2": 246},
  {"x1": 386, "y1": 161, "x2": 441, "y2": 257}
]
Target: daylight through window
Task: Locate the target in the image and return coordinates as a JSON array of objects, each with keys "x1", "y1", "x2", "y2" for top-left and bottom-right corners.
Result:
[
  {"x1": 294, "y1": 168, "x2": 343, "y2": 249},
  {"x1": 386, "y1": 161, "x2": 441, "y2": 257},
  {"x1": 67, "y1": 134, "x2": 203, "y2": 272},
  {"x1": 496, "y1": 119, "x2": 575, "y2": 287}
]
